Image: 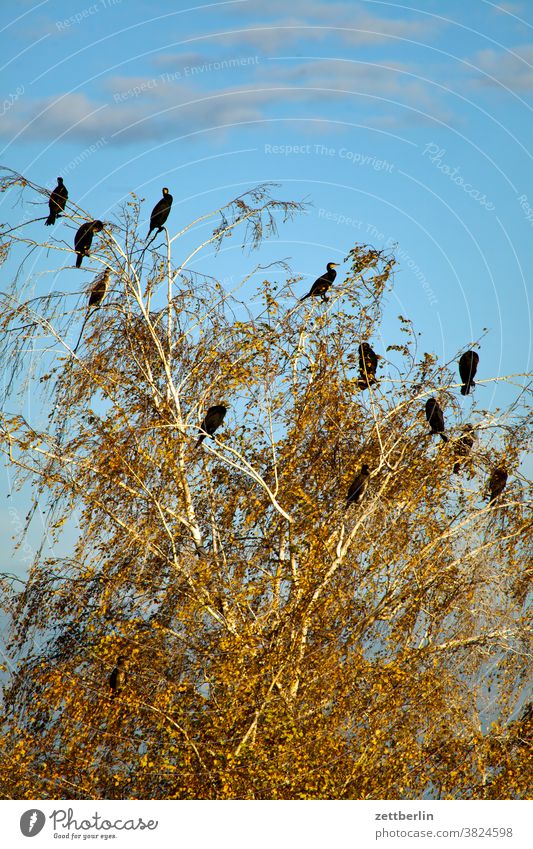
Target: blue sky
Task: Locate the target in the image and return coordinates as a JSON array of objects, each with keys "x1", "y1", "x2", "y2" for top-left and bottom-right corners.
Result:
[{"x1": 1, "y1": 0, "x2": 532, "y2": 576}]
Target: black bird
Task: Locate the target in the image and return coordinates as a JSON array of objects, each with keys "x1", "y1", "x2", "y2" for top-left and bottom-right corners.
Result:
[
  {"x1": 45, "y1": 176, "x2": 68, "y2": 226},
  {"x1": 346, "y1": 463, "x2": 370, "y2": 507},
  {"x1": 72, "y1": 267, "x2": 112, "y2": 354},
  {"x1": 453, "y1": 424, "x2": 475, "y2": 474},
  {"x1": 488, "y1": 467, "x2": 508, "y2": 507},
  {"x1": 88, "y1": 267, "x2": 110, "y2": 308},
  {"x1": 300, "y1": 262, "x2": 339, "y2": 302},
  {"x1": 146, "y1": 187, "x2": 173, "y2": 239},
  {"x1": 357, "y1": 342, "x2": 379, "y2": 390},
  {"x1": 425, "y1": 398, "x2": 448, "y2": 442},
  {"x1": 519, "y1": 702, "x2": 532, "y2": 723},
  {"x1": 459, "y1": 350, "x2": 480, "y2": 396},
  {"x1": 109, "y1": 656, "x2": 127, "y2": 698},
  {"x1": 196, "y1": 404, "x2": 227, "y2": 447},
  {"x1": 74, "y1": 220, "x2": 104, "y2": 268}
]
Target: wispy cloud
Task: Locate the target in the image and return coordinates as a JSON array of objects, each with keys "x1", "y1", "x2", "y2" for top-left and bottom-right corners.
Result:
[
  {"x1": 269, "y1": 58, "x2": 437, "y2": 108},
  {"x1": 472, "y1": 43, "x2": 533, "y2": 89},
  {"x1": 214, "y1": 0, "x2": 444, "y2": 50},
  {"x1": 151, "y1": 52, "x2": 208, "y2": 68},
  {"x1": 0, "y1": 88, "x2": 263, "y2": 145},
  {"x1": 0, "y1": 57, "x2": 451, "y2": 146},
  {"x1": 492, "y1": 2, "x2": 526, "y2": 14}
]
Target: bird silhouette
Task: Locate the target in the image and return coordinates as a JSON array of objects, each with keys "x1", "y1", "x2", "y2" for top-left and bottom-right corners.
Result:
[
  {"x1": 346, "y1": 463, "x2": 370, "y2": 507},
  {"x1": 357, "y1": 342, "x2": 379, "y2": 390},
  {"x1": 72, "y1": 268, "x2": 112, "y2": 354},
  {"x1": 146, "y1": 187, "x2": 173, "y2": 239},
  {"x1": 488, "y1": 467, "x2": 508, "y2": 507},
  {"x1": 109, "y1": 656, "x2": 127, "y2": 698},
  {"x1": 74, "y1": 220, "x2": 104, "y2": 268},
  {"x1": 196, "y1": 404, "x2": 227, "y2": 447},
  {"x1": 519, "y1": 702, "x2": 532, "y2": 723},
  {"x1": 425, "y1": 398, "x2": 448, "y2": 442},
  {"x1": 300, "y1": 262, "x2": 339, "y2": 301},
  {"x1": 452, "y1": 424, "x2": 475, "y2": 474},
  {"x1": 45, "y1": 177, "x2": 68, "y2": 226},
  {"x1": 88, "y1": 267, "x2": 110, "y2": 308},
  {"x1": 459, "y1": 350, "x2": 479, "y2": 396}
]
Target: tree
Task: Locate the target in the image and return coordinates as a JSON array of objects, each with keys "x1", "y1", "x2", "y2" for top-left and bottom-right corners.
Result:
[{"x1": 0, "y1": 170, "x2": 531, "y2": 800}]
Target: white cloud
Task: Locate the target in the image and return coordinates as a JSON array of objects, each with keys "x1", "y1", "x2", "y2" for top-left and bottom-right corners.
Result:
[
  {"x1": 492, "y1": 2, "x2": 526, "y2": 14},
  {"x1": 214, "y1": 1, "x2": 444, "y2": 51},
  {"x1": 151, "y1": 52, "x2": 208, "y2": 68},
  {"x1": 271, "y1": 59, "x2": 435, "y2": 106},
  {"x1": 0, "y1": 48, "x2": 451, "y2": 146},
  {"x1": 472, "y1": 44, "x2": 533, "y2": 89},
  {"x1": 0, "y1": 87, "x2": 263, "y2": 145}
]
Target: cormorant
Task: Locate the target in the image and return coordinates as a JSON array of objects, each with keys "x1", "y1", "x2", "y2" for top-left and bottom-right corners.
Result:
[
  {"x1": 109, "y1": 656, "x2": 127, "y2": 698},
  {"x1": 88, "y1": 267, "x2": 110, "y2": 308},
  {"x1": 72, "y1": 267, "x2": 112, "y2": 354},
  {"x1": 519, "y1": 702, "x2": 532, "y2": 723},
  {"x1": 357, "y1": 342, "x2": 378, "y2": 390},
  {"x1": 300, "y1": 262, "x2": 339, "y2": 302},
  {"x1": 74, "y1": 220, "x2": 104, "y2": 268},
  {"x1": 45, "y1": 177, "x2": 68, "y2": 226},
  {"x1": 488, "y1": 467, "x2": 508, "y2": 507},
  {"x1": 459, "y1": 350, "x2": 479, "y2": 396},
  {"x1": 453, "y1": 424, "x2": 475, "y2": 474},
  {"x1": 196, "y1": 404, "x2": 227, "y2": 447},
  {"x1": 346, "y1": 463, "x2": 370, "y2": 507},
  {"x1": 146, "y1": 187, "x2": 173, "y2": 239},
  {"x1": 425, "y1": 398, "x2": 448, "y2": 442}
]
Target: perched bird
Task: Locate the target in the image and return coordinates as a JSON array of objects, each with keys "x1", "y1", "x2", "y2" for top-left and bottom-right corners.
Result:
[
  {"x1": 488, "y1": 467, "x2": 508, "y2": 507},
  {"x1": 109, "y1": 656, "x2": 127, "y2": 698},
  {"x1": 196, "y1": 404, "x2": 227, "y2": 447},
  {"x1": 88, "y1": 267, "x2": 110, "y2": 308},
  {"x1": 519, "y1": 702, "x2": 532, "y2": 723},
  {"x1": 300, "y1": 262, "x2": 339, "y2": 302},
  {"x1": 459, "y1": 350, "x2": 479, "y2": 396},
  {"x1": 425, "y1": 398, "x2": 448, "y2": 442},
  {"x1": 72, "y1": 267, "x2": 112, "y2": 354},
  {"x1": 346, "y1": 463, "x2": 370, "y2": 507},
  {"x1": 452, "y1": 424, "x2": 475, "y2": 474},
  {"x1": 45, "y1": 177, "x2": 68, "y2": 226},
  {"x1": 74, "y1": 220, "x2": 104, "y2": 268},
  {"x1": 146, "y1": 187, "x2": 173, "y2": 239},
  {"x1": 357, "y1": 342, "x2": 379, "y2": 390}
]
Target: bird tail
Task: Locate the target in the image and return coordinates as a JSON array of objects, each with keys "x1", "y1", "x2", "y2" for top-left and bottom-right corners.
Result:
[
  {"x1": 195, "y1": 434, "x2": 206, "y2": 448},
  {"x1": 76, "y1": 253, "x2": 82, "y2": 268},
  {"x1": 45, "y1": 214, "x2": 55, "y2": 226},
  {"x1": 300, "y1": 293, "x2": 311, "y2": 302},
  {"x1": 453, "y1": 462, "x2": 460, "y2": 474},
  {"x1": 440, "y1": 433, "x2": 448, "y2": 443}
]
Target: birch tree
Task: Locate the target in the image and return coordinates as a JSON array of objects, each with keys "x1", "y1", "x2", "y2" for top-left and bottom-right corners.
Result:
[{"x1": 0, "y1": 169, "x2": 531, "y2": 800}]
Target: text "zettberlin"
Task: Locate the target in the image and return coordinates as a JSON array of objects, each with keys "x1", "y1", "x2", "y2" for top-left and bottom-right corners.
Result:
[{"x1": 375, "y1": 811, "x2": 434, "y2": 821}]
